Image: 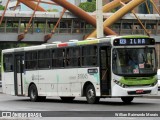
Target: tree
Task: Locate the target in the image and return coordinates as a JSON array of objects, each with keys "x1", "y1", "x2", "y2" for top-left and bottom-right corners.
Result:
[
  {"x1": 47, "y1": 9, "x2": 59, "y2": 12},
  {"x1": 79, "y1": 0, "x2": 96, "y2": 12},
  {"x1": 0, "y1": 5, "x2": 5, "y2": 10}
]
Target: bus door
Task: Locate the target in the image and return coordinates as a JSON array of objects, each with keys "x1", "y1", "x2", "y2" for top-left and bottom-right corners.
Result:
[
  {"x1": 14, "y1": 53, "x2": 24, "y2": 96},
  {"x1": 100, "y1": 46, "x2": 111, "y2": 95}
]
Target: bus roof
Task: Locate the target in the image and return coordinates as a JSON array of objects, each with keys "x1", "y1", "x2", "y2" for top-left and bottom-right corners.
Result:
[{"x1": 2, "y1": 35, "x2": 151, "y2": 53}]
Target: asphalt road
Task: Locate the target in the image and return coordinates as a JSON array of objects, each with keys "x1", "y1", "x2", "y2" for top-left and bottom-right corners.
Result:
[{"x1": 0, "y1": 88, "x2": 160, "y2": 120}]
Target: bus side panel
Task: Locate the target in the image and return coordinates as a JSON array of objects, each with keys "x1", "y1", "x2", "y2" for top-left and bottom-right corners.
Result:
[
  {"x1": 69, "y1": 69, "x2": 81, "y2": 96},
  {"x1": 24, "y1": 70, "x2": 39, "y2": 96},
  {"x1": 38, "y1": 69, "x2": 58, "y2": 96},
  {"x1": 70, "y1": 83, "x2": 82, "y2": 96},
  {"x1": 78, "y1": 67, "x2": 101, "y2": 97},
  {"x1": 22, "y1": 72, "x2": 28, "y2": 96},
  {"x1": 37, "y1": 70, "x2": 47, "y2": 96},
  {"x1": 56, "y1": 69, "x2": 78, "y2": 96},
  {"x1": 2, "y1": 72, "x2": 14, "y2": 95}
]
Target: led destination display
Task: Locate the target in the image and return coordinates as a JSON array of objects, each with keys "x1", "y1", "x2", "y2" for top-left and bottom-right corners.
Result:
[{"x1": 114, "y1": 38, "x2": 155, "y2": 46}]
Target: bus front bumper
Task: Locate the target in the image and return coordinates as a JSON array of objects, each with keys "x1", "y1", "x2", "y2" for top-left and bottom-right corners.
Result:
[{"x1": 111, "y1": 84, "x2": 158, "y2": 96}]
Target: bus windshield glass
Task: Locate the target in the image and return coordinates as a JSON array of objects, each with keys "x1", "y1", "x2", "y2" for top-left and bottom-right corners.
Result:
[{"x1": 112, "y1": 48, "x2": 157, "y2": 76}]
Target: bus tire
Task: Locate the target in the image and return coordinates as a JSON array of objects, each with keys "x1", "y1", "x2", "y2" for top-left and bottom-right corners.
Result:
[
  {"x1": 86, "y1": 84, "x2": 100, "y2": 104},
  {"x1": 60, "y1": 97, "x2": 75, "y2": 102},
  {"x1": 29, "y1": 84, "x2": 39, "y2": 102},
  {"x1": 121, "y1": 97, "x2": 134, "y2": 104}
]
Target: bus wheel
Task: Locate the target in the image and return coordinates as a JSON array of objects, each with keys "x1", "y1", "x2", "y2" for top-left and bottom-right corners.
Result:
[
  {"x1": 121, "y1": 97, "x2": 134, "y2": 104},
  {"x1": 29, "y1": 84, "x2": 38, "y2": 102},
  {"x1": 60, "y1": 97, "x2": 75, "y2": 102},
  {"x1": 86, "y1": 84, "x2": 100, "y2": 104}
]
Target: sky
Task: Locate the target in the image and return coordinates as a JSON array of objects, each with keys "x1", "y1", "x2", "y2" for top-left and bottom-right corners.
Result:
[{"x1": 21, "y1": 0, "x2": 87, "y2": 11}]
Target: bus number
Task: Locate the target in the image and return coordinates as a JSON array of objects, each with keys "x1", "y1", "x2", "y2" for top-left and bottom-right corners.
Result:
[{"x1": 78, "y1": 74, "x2": 88, "y2": 79}]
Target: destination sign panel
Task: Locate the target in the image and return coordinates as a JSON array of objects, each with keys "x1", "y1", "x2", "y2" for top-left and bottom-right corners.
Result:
[{"x1": 113, "y1": 38, "x2": 155, "y2": 46}]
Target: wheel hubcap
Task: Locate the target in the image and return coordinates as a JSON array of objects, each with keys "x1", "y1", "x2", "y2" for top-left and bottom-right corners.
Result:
[
  {"x1": 31, "y1": 89, "x2": 36, "y2": 99},
  {"x1": 88, "y1": 89, "x2": 94, "y2": 99}
]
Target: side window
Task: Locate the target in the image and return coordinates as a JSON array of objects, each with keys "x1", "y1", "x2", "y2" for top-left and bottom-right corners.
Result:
[
  {"x1": 52, "y1": 49, "x2": 65, "y2": 68},
  {"x1": 3, "y1": 54, "x2": 13, "y2": 72},
  {"x1": 66, "y1": 47, "x2": 80, "y2": 67},
  {"x1": 25, "y1": 51, "x2": 37, "y2": 70},
  {"x1": 38, "y1": 50, "x2": 51, "y2": 69},
  {"x1": 82, "y1": 46, "x2": 97, "y2": 66}
]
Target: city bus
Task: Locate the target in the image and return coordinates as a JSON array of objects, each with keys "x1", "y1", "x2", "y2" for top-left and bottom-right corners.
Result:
[{"x1": 1, "y1": 35, "x2": 158, "y2": 104}]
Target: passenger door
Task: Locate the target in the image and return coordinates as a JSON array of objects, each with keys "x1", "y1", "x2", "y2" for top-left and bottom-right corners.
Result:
[
  {"x1": 14, "y1": 53, "x2": 24, "y2": 96},
  {"x1": 100, "y1": 46, "x2": 111, "y2": 95}
]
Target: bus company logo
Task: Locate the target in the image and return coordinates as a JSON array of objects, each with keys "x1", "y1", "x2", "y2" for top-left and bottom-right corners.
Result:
[
  {"x1": 32, "y1": 74, "x2": 35, "y2": 80},
  {"x1": 2, "y1": 112, "x2": 11, "y2": 117},
  {"x1": 32, "y1": 74, "x2": 39, "y2": 81}
]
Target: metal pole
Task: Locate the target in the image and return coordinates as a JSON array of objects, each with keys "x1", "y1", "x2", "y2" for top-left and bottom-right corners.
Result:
[
  {"x1": 88, "y1": 0, "x2": 146, "y2": 38},
  {"x1": 96, "y1": 0, "x2": 103, "y2": 38}
]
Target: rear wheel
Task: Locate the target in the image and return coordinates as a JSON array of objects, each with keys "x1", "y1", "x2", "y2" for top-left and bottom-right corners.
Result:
[
  {"x1": 86, "y1": 84, "x2": 100, "y2": 104},
  {"x1": 121, "y1": 97, "x2": 134, "y2": 104},
  {"x1": 60, "y1": 97, "x2": 75, "y2": 102},
  {"x1": 29, "y1": 84, "x2": 38, "y2": 102}
]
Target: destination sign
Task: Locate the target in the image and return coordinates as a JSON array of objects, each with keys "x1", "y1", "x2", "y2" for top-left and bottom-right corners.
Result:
[{"x1": 113, "y1": 38, "x2": 155, "y2": 46}]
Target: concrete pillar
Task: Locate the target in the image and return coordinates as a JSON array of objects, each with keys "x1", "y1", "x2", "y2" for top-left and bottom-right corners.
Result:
[{"x1": 96, "y1": 0, "x2": 104, "y2": 38}]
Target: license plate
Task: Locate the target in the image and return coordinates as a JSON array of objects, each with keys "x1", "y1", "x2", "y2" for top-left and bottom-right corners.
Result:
[{"x1": 136, "y1": 90, "x2": 144, "y2": 94}]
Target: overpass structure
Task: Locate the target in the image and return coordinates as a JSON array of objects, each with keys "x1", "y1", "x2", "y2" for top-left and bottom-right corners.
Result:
[{"x1": 0, "y1": 11, "x2": 160, "y2": 43}]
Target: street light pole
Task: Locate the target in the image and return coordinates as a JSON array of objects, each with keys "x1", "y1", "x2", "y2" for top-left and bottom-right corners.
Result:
[{"x1": 96, "y1": 0, "x2": 104, "y2": 38}]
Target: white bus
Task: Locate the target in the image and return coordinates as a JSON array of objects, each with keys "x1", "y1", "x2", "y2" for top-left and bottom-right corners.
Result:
[{"x1": 1, "y1": 35, "x2": 158, "y2": 104}]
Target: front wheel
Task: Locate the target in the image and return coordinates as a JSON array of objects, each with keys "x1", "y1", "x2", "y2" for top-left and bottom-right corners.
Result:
[
  {"x1": 121, "y1": 97, "x2": 134, "y2": 104},
  {"x1": 29, "y1": 84, "x2": 46, "y2": 102},
  {"x1": 86, "y1": 84, "x2": 100, "y2": 104}
]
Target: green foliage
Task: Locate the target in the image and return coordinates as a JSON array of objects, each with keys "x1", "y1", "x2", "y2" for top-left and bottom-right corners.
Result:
[
  {"x1": 111, "y1": 9, "x2": 116, "y2": 13},
  {"x1": 79, "y1": 1, "x2": 96, "y2": 12},
  {"x1": 47, "y1": 9, "x2": 59, "y2": 12},
  {"x1": 0, "y1": 5, "x2": 5, "y2": 10}
]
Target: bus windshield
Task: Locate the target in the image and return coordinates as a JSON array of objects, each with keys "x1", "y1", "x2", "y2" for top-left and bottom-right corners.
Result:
[{"x1": 112, "y1": 48, "x2": 157, "y2": 76}]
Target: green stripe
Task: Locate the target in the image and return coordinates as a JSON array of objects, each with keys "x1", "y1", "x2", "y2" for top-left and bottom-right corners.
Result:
[
  {"x1": 121, "y1": 35, "x2": 149, "y2": 39},
  {"x1": 93, "y1": 73, "x2": 100, "y2": 84},
  {"x1": 77, "y1": 40, "x2": 99, "y2": 45},
  {"x1": 120, "y1": 76, "x2": 157, "y2": 86},
  {"x1": 56, "y1": 75, "x2": 59, "y2": 83},
  {"x1": 1, "y1": 53, "x2": 4, "y2": 72}
]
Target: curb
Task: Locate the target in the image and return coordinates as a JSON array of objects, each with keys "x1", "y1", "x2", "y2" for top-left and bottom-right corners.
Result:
[{"x1": 142, "y1": 96, "x2": 160, "y2": 99}]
